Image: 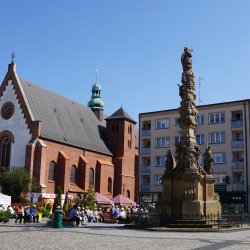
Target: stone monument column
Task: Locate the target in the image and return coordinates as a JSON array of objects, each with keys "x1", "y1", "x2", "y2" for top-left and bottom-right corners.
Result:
[{"x1": 161, "y1": 48, "x2": 221, "y2": 224}]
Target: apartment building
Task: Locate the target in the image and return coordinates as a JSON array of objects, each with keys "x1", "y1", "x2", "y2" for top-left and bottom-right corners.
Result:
[{"x1": 139, "y1": 99, "x2": 250, "y2": 212}]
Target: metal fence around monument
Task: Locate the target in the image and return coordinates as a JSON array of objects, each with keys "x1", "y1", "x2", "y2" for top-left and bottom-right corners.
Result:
[{"x1": 128, "y1": 211, "x2": 250, "y2": 229}]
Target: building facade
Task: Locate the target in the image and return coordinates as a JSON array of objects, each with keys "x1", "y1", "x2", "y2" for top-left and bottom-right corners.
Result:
[
  {"x1": 0, "y1": 62, "x2": 138, "y2": 203},
  {"x1": 139, "y1": 100, "x2": 250, "y2": 212}
]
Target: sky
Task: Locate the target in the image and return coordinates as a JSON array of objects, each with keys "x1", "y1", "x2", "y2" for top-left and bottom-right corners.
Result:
[{"x1": 0, "y1": 0, "x2": 250, "y2": 124}]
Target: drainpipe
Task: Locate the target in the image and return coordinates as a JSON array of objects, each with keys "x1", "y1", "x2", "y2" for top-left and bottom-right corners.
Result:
[{"x1": 244, "y1": 101, "x2": 249, "y2": 212}]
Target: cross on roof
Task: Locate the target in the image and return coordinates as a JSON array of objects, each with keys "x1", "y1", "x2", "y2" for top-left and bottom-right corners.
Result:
[{"x1": 11, "y1": 52, "x2": 15, "y2": 63}]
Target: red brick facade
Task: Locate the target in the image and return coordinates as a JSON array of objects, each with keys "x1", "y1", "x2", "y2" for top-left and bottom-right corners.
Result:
[{"x1": 0, "y1": 63, "x2": 138, "y2": 202}]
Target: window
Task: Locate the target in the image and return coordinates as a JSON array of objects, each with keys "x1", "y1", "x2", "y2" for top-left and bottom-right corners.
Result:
[
  {"x1": 1, "y1": 102, "x2": 15, "y2": 120},
  {"x1": 128, "y1": 125, "x2": 132, "y2": 134},
  {"x1": 197, "y1": 115, "x2": 204, "y2": 125},
  {"x1": 142, "y1": 175, "x2": 150, "y2": 184},
  {"x1": 89, "y1": 168, "x2": 94, "y2": 186},
  {"x1": 174, "y1": 118, "x2": 180, "y2": 126},
  {"x1": 113, "y1": 124, "x2": 119, "y2": 132},
  {"x1": 155, "y1": 156, "x2": 165, "y2": 167},
  {"x1": 196, "y1": 134, "x2": 205, "y2": 145},
  {"x1": 209, "y1": 112, "x2": 225, "y2": 124},
  {"x1": 154, "y1": 175, "x2": 162, "y2": 186},
  {"x1": 155, "y1": 137, "x2": 169, "y2": 148},
  {"x1": 128, "y1": 140, "x2": 132, "y2": 149},
  {"x1": 175, "y1": 136, "x2": 181, "y2": 144},
  {"x1": 155, "y1": 119, "x2": 169, "y2": 129},
  {"x1": 213, "y1": 153, "x2": 226, "y2": 164},
  {"x1": 199, "y1": 153, "x2": 204, "y2": 165},
  {"x1": 108, "y1": 177, "x2": 112, "y2": 193},
  {"x1": 126, "y1": 190, "x2": 130, "y2": 198},
  {"x1": 48, "y1": 161, "x2": 55, "y2": 181},
  {"x1": 0, "y1": 137, "x2": 11, "y2": 167},
  {"x1": 209, "y1": 132, "x2": 225, "y2": 144},
  {"x1": 213, "y1": 173, "x2": 226, "y2": 184},
  {"x1": 70, "y1": 165, "x2": 77, "y2": 184}
]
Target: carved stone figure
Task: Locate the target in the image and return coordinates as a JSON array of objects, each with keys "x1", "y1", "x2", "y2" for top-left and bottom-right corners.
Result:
[
  {"x1": 204, "y1": 145, "x2": 213, "y2": 174},
  {"x1": 165, "y1": 148, "x2": 176, "y2": 172}
]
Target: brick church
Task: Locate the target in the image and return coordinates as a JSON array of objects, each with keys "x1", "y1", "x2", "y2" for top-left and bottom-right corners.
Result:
[{"x1": 0, "y1": 62, "x2": 138, "y2": 202}]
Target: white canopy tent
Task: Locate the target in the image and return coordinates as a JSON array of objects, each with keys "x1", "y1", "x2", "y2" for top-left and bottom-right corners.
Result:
[{"x1": 0, "y1": 193, "x2": 11, "y2": 209}]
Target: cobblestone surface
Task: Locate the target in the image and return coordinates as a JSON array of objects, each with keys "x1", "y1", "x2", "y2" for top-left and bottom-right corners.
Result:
[{"x1": 1, "y1": 220, "x2": 250, "y2": 250}]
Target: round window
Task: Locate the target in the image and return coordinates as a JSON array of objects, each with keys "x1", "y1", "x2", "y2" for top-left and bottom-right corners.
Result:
[{"x1": 1, "y1": 102, "x2": 14, "y2": 120}]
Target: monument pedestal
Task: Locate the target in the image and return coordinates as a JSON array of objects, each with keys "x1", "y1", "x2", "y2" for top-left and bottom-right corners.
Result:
[{"x1": 161, "y1": 170, "x2": 221, "y2": 224}]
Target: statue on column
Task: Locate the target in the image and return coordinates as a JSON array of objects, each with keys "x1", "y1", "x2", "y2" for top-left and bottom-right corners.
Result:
[{"x1": 204, "y1": 145, "x2": 213, "y2": 175}]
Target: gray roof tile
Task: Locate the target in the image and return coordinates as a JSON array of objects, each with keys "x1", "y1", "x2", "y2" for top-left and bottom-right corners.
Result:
[
  {"x1": 19, "y1": 78, "x2": 113, "y2": 156},
  {"x1": 106, "y1": 107, "x2": 136, "y2": 123}
]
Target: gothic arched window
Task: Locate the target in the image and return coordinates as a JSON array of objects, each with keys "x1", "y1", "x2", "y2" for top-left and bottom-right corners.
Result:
[
  {"x1": 126, "y1": 190, "x2": 130, "y2": 198},
  {"x1": 48, "y1": 161, "x2": 55, "y2": 181},
  {"x1": 89, "y1": 168, "x2": 94, "y2": 186},
  {"x1": 0, "y1": 131, "x2": 14, "y2": 168},
  {"x1": 70, "y1": 165, "x2": 77, "y2": 184},
  {"x1": 0, "y1": 137, "x2": 11, "y2": 167},
  {"x1": 108, "y1": 177, "x2": 112, "y2": 193}
]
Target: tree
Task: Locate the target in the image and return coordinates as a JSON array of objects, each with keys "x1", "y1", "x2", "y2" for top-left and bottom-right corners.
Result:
[
  {"x1": 53, "y1": 186, "x2": 62, "y2": 211},
  {"x1": 0, "y1": 166, "x2": 38, "y2": 202},
  {"x1": 81, "y1": 185, "x2": 96, "y2": 210}
]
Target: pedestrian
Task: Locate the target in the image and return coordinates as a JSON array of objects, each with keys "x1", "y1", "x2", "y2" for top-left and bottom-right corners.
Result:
[
  {"x1": 15, "y1": 205, "x2": 24, "y2": 223},
  {"x1": 30, "y1": 205, "x2": 39, "y2": 223}
]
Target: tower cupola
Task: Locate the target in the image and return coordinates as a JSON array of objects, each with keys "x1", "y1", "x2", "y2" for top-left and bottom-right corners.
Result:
[{"x1": 87, "y1": 70, "x2": 104, "y2": 121}]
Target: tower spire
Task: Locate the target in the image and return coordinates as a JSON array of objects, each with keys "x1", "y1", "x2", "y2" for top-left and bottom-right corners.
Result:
[
  {"x1": 87, "y1": 70, "x2": 104, "y2": 122},
  {"x1": 96, "y1": 69, "x2": 99, "y2": 83}
]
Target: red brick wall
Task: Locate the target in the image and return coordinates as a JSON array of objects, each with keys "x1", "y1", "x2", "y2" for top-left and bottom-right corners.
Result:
[{"x1": 38, "y1": 139, "x2": 114, "y2": 198}]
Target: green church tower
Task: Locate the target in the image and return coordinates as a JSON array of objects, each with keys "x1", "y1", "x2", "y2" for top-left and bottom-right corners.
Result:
[{"x1": 87, "y1": 70, "x2": 104, "y2": 121}]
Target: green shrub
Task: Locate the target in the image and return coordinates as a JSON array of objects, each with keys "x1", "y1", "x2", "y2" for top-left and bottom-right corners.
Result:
[
  {"x1": 0, "y1": 211, "x2": 10, "y2": 223},
  {"x1": 46, "y1": 203, "x2": 52, "y2": 212},
  {"x1": 38, "y1": 207, "x2": 51, "y2": 218},
  {"x1": 0, "y1": 215, "x2": 9, "y2": 223}
]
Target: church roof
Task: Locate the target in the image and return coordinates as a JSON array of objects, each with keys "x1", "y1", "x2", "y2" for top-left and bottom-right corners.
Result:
[
  {"x1": 106, "y1": 107, "x2": 136, "y2": 123},
  {"x1": 19, "y1": 78, "x2": 113, "y2": 156}
]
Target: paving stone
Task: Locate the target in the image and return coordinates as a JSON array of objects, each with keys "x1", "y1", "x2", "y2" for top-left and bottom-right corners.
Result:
[{"x1": 0, "y1": 220, "x2": 250, "y2": 250}]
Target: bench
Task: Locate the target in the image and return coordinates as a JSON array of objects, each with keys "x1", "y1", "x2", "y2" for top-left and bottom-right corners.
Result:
[{"x1": 103, "y1": 213, "x2": 118, "y2": 223}]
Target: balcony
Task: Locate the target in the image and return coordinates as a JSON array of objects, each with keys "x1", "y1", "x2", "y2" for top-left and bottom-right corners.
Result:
[
  {"x1": 141, "y1": 147, "x2": 151, "y2": 155},
  {"x1": 215, "y1": 184, "x2": 227, "y2": 192},
  {"x1": 231, "y1": 140, "x2": 244, "y2": 149},
  {"x1": 232, "y1": 161, "x2": 244, "y2": 171},
  {"x1": 175, "y1": 125, "x2": 182, "y2": 132},
  {"x1": 140, "y1": 183, "x2": 150, "y2": 192},
  {"x1": 231, "y1": 120, "x2": 243, "y2": 129},
  {"x1": 141, "y1": 129, "x2": 151, "y2": 137},
  {"x1": 141, "y1": 165, "x2": 151, "y2": 174},
  {"x1": 232, "y1": 183, "x2": 245, "y2": 191}
]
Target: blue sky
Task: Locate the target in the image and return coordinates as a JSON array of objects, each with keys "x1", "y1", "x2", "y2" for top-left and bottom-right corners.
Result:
[{"x1": 0, "y1": 1, "x2": 250, "y2": 123}]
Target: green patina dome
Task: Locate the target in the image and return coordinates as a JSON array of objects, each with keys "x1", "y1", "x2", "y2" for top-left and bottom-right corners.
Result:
[
  {"x1": 88, "y1": 97, "x2": 104, "y2": 109},
  {"x1": 92, "y1": 83, "x2": 101, "y2": 91}
]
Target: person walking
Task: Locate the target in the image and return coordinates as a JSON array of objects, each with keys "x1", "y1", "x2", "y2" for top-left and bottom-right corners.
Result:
[
  {"x1": 15, "y1": 205, "x2": 24, "y2": 223},
  {"x1": 30, "y1": 205, "x2": 39, "y2": 223}
]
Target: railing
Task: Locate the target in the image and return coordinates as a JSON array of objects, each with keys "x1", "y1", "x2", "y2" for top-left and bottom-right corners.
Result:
[
  {"x1": 175, "y1": 125, "x2": 182, "y2": 132},
  {"x1": 127, "y1": 211, "x2": 250, "y2": 229},
  {"x1": 141, "y1": 165, "x2": 151, "y2": 173},
  {"x1": 141, "y1": 130, "x2": 151, "y2": 137},
  {"x1": 140, "y1": 184, "x2": 150, "y2": 192},
  {"x1": 231, "y1": 140, "x2": 244, "y2": 148},
  {"x1": 231, "y1": 120, "x2": 243, "y2": 128},
  {"x1": 232, "y1": 161, "x2": 244, "y2": 171},
  {"x1": 232, "y1": 183, "x2": 245, "y2": 191},
  {"x1": 141, "y1": 147, "x2": 151, "y2": 155}
]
